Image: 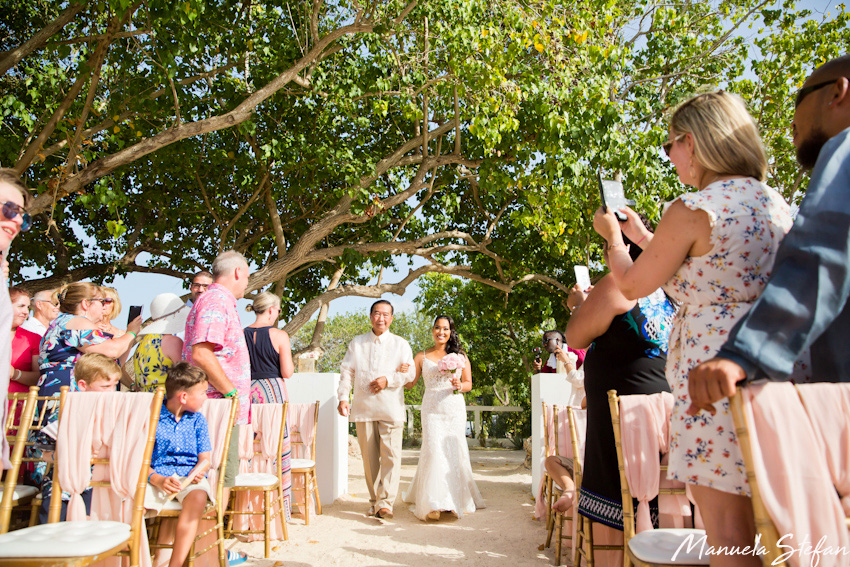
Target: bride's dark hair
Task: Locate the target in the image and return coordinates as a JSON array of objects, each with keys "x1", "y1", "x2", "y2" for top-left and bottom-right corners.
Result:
[{"x1": 434, "y1": 315, "x2": 463, "y2": 355}]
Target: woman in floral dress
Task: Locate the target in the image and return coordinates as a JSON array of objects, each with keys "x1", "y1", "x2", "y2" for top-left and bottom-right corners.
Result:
[
  {"x1": 593, "y1": 91, "x2": 793, "y2": 564},
  {"x1": 38, "y1": 282, "x2": 141, "y2": 397}
]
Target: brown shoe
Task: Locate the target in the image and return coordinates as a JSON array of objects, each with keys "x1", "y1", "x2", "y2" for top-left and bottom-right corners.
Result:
[{"x1": 376, "y1": 507, "x2": 393, "y2": 519}]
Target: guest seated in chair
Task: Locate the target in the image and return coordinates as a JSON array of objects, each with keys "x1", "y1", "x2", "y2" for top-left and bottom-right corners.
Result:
[
  {"x1": 32, "y1": 353, "x2": 122, "y2": 523},
  {"x1": 144, "y1": 361, "x2": 247, "y2": 567}
]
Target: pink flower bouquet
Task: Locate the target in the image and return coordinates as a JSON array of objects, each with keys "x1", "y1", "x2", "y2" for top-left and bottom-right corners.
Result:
[{"x1": 438, "y1": 353, "x2": 465, "y2": 393}]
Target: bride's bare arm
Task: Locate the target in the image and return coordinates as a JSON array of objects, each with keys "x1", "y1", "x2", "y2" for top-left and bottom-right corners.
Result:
[{"x1": 405, "y1": 351, "x2": 425, "y2": 389}]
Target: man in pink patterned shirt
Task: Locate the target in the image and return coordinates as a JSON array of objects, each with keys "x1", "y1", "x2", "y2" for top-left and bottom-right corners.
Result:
[{"x1": 183, "y1": 250, "x2": 251, "y2": 493}]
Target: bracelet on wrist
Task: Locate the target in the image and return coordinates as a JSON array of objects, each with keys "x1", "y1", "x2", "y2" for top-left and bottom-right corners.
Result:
[
  {"x1": 635, "y1": 234, "x2": 648, "y2": 246},
  {"x1": 224, "y1": 388, "x2": 238, "y2": 398},
  {"x1": 148, "y1": 472, "x2": 156, "y2": 483},
  {"x1": 606, "y1": 242, "x2": 627, "y2": 251},
  {"x1": 126, "y1": 331, "x2": 137, "y2": 338}
]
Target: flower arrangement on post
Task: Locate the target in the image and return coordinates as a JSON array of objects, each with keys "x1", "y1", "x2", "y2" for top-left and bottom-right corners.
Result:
[{"x1": 438, "y1": 352, "x2": 466, "y2": 394}]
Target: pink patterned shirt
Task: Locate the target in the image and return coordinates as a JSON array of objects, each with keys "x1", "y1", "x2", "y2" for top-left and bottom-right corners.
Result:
[{"x1": 182, "y1": 283, "x2": 250, "y2": 424}]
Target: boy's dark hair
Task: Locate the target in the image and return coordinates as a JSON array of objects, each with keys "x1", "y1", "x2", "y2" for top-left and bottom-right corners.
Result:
[{"x1": 165, "y1": 362, "x2": 208, "y2": 399}]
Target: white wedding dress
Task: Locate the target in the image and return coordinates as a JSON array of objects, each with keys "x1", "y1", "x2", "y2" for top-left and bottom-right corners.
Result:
[{"x1": 403, "y1": 357, "x2": 485, "y2": 520}]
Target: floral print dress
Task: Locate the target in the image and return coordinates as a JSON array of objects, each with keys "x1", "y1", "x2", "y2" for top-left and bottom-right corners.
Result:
[
  {"x1": 663, "y1": 177, "x2": 792, "y2": 496},
  {"x1": 37, "y1": 312, "x2": 109, "y2": 397}
]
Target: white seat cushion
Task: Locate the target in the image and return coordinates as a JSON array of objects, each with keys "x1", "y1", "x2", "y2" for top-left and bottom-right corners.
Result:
[
  {"x1": 0, "y1": 484, "x2": 38, "y2": 502},
  {"x1": 0, "y1": 521, "x2": 130, "y2": 557},
  {"x1": 290, "y1": 459, "x2": 315, "y2": 470},
  {"x1": 628, "y1": 529, "x2": 710, "y2": 565},
  {"x1": 235, "y1": 473, "x2": 279, "y2": 487}
]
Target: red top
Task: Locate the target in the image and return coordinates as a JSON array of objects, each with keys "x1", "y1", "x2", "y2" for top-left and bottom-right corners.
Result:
[{"x1": 9, "y1": 326, "x2": 40, "y2": 394}]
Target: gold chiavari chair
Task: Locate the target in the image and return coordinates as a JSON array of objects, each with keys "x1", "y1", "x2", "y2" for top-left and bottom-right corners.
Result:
[
  {"x1": 0, "y1": 387, "x2": 39, "y2": 533},
  {"x1": 226, "y1": 402, "x2": 289, "y2": 556},
  {"x1": 0, "y1": 386, "x2": 164, "y2": 567},
  {"x1": 608, "y1": 390, "x2": 707, "y2": 567},
  {"x1": 146, "y1": 396, "x2": 238, "y2": 567},
  {"x1": 290, "y1": 401, "x2": 321, "y2": 524}
]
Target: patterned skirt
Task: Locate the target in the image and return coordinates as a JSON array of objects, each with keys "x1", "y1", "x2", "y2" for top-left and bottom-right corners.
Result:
[{"x1": 250, "y1": 378, "x2": 292, "y2": 522}]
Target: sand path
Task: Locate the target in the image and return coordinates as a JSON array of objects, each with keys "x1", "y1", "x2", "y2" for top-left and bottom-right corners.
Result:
[{"x1": 236, "y1": 448, "x2": 558, "y2": 566}]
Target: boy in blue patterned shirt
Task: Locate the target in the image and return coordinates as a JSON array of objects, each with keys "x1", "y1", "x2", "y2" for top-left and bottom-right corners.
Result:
[{"x1": 145, "y1": 362, "x2": 216, "y2": 567}]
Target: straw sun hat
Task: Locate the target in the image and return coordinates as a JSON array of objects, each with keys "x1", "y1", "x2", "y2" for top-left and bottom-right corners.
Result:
[{"x1": 139, "y1": 293, "x2": 190, "y2": 335}]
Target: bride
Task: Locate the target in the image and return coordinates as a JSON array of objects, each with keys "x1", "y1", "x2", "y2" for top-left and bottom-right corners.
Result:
[{"x1": 402, "y1": 315, "x2": 485, "y2": 521}]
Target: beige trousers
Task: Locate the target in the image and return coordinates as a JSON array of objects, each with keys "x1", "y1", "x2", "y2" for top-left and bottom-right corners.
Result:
[{"x1": 355, "y1": 420, "x2": 403, "y2": 511}]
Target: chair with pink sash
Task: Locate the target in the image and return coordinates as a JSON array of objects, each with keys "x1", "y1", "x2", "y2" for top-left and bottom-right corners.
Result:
[
  {"x1": 607, "y1": 390, "x2": 707, "y2": 567},
  {"x1": 288, "y1": 401, "x2": 320, "y2": 524},
  {"x1": 0, "y1": 387, "x2": 38, "y2": 533},
  {"x1": 226, "y1": 402, "x2": 289, "y2": 556},
  {"x1": 0, "y1": 386, "x2": 164, "y2": 567},
  {"x1": 730, "y1": 382, "x2": 850, "y2": 567},
  {"x1": 147, "y1": 397, "x2": 238, "y2": 567}
]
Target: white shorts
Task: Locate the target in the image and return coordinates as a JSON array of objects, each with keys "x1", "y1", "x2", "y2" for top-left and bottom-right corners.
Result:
[{"x1": 143, "y1": 475, "x2": 215, "y2": 513}]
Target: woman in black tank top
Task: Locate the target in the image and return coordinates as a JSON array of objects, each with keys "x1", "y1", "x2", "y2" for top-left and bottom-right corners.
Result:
[{"x1": 244, "y1": 291, "x2": 295, "y2": 521}]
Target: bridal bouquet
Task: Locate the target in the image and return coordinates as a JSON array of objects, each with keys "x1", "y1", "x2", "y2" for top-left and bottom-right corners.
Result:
[{"x1": 438, "y1": 353, "x2": 465, "y2": 394}]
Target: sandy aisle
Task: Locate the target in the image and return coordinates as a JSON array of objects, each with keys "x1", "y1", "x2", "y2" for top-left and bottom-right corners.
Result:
[{"x1": 234, "y1": 448, "x2": 559, "y2": 566}]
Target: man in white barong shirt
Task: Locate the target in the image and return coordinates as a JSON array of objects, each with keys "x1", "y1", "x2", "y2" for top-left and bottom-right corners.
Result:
[{"x1": 337, "y1": 299, "x2": 414, "y2": 519}]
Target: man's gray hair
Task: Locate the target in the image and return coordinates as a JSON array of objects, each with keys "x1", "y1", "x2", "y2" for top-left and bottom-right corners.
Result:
[
  {"x1": 34, "y1": 289, "x2": 55, "y2": 301},
  {"x1": 212, "y1": 250, "x2": 248, "y2": 279}
]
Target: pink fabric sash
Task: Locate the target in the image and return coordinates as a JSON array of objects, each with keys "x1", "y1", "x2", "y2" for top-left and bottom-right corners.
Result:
[
  {"x1": 619, "y1": 392, "x2": 690, "y2": 533},
  {"x1": 234, "y1": 404, "x2": 286, "y2": 540},
  {"x1": 796, "y1": 383, "x2": 850, "y2": 515},
  {"x1": 56, "y1": 391, "x2": 156, "y2": 567},
  {"x1": 744, "y1": 382, "x2": 849, "y2": 567},
  {"x1": 287, "y1": 403, "x2": 316, "y2": 461},
  {"x1": 199, "y1": 398, "x2": 233, "y2": 489}
]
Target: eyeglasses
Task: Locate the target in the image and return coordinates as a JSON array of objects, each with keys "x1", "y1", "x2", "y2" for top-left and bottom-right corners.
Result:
[
  {"x1": 662, "y1": 134, "x2": 686, "y2": 157},
  {"x1": 371, "y1": 312, "x2": 393, "y2": 319},
  {"x1": 794, "y1": 78, "x2": 846, "y2": 108},
  {"x1": 2, "y1": 202, "x2": 31, "y2": 232},
  {"x1": 35, "y1": 299, "x2": 59, "y2": 307},
  {"x1": 190, "y1": 283, "x2": 210, "y2": 290},
  {"x1": 89, "y1": 298, "x2": 114, "y2": 305}
]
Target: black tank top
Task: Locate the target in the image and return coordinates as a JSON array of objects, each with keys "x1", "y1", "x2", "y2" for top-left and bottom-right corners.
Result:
[{"x1": 243, "y1": 326, "x2": 281, "y2": 380}]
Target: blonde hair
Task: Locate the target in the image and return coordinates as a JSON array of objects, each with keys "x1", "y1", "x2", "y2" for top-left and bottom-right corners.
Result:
[
  {"x1": 57, "y1": 282, "x2": 98, "y2": 314},
  {"x1": 670, "y1": 91, "x2": 767, "y2": 182},
  {"x1": 74, "y1": 353, "x2": 120, "y2": 385},
  {"x1": 100, "y1": 286, "x2": 121, "y2": 321},
  {"x1": 246, "y1": 291, "x2": 280, "y2": 314}
]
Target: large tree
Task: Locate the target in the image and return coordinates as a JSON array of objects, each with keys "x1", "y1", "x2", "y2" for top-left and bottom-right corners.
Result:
[{"x1": 3, "y1": 0, "x2": 848, "y2": 352}]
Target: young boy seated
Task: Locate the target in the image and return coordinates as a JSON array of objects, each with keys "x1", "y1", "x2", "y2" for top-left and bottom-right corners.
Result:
[
  {"x1": 33, "y1": 353, "x2": 121, "y2": 523},
  {"x1": 145, "y1": 361, "x2": 246, "y2": 567}
]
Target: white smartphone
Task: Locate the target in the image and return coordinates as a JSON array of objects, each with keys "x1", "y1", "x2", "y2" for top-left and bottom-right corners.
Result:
[{"x1": 574, "y1": 265, "x2": 592, "y2": 291}]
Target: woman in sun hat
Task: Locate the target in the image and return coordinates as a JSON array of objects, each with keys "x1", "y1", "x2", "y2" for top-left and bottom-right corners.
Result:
[{"x1": 132, "y1": 293, "x2": 189, "y2": 392}]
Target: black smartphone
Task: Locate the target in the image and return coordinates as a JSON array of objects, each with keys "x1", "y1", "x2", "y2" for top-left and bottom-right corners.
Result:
[{"x1": 128, "y1": 305, "x2": 142, "y2": 324}]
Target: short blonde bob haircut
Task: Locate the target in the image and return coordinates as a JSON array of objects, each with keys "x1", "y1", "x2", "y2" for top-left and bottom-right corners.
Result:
[
  {"x1": 100, "y1": 286, "x2": 121, "y2": 321},
  {"x1": 246, "y1": 291, "x2": 281, "y2": 315},
  {"x1": 670, "y1": 90, "x2": 767, "y2": 182}
]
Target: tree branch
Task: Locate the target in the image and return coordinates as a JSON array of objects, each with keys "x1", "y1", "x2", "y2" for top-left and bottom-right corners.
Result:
[{"x1": 0, "y1": 2, "x2": 87, "y2": 76}]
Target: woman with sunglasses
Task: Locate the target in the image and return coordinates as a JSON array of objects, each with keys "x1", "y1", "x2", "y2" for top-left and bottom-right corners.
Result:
[
  {"x1": 37, "y1": 282, "x2": 142, "y2": 398},
  {"x1": 1, "y1": 170, "x2": 31, "y2": 449},
  {"x1": 593, "y1": 91, "x2": 793, "y2": 563}
]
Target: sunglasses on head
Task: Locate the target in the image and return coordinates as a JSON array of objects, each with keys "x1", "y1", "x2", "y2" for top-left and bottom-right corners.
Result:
[{"x1": 2, "y1": 201, "x2": 31, "y2": 232}]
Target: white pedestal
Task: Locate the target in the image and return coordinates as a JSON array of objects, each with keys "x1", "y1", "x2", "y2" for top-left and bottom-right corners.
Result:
[
  {"x1": 531, "y1": 373, "x2": 579, "y2": 496},
  {"x1": 286, "y1": 373, "x2": 348, "y2": 504}
]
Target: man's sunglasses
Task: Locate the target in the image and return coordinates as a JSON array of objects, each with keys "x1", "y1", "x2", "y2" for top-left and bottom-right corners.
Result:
[
  {"x1": 2, "y1": 201, "x2": 31, "y2": 232},
  {"x1": 794, "y1": 78, "x2": 847, "y2": 109}
]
